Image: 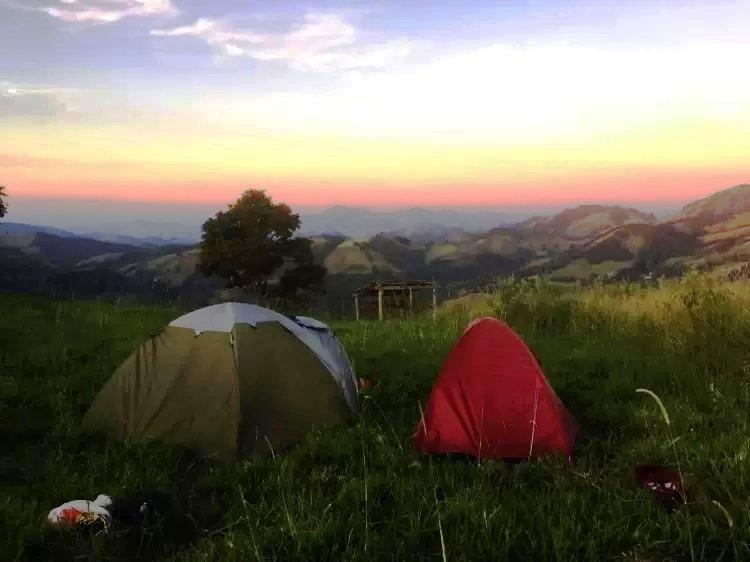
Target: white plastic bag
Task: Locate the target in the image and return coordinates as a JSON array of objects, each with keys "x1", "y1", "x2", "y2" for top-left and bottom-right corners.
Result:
[{"x1": 47, "y1": 494, "x2": 113, "y2": 529}]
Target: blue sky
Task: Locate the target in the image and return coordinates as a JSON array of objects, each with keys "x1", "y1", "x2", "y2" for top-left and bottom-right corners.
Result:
[
  {"x1": 1, "y1": 0, "x2": 749, "y2": 232},
  {"x1": 5, "y1": 0, "x2": 749, "y2": 110}
]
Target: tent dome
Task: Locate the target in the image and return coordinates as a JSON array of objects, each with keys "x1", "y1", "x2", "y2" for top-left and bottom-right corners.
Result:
[
  {"x1": 168, "y1": 303, "x2": 357, "y2": 413},
  {"x1": 84, "y1": 303, "x2": 357, "y2": 459},
  {"x1": 414, "y1": 317, "x2": 577, "y2": 460},
  {"x1": 169, "y1": 302, "x2": 292, "y2": 334}
]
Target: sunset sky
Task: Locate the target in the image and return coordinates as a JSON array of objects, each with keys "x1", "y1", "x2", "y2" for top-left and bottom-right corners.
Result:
[{"x1": 2, "y1": 0, "x2": 749, "y2": 228}]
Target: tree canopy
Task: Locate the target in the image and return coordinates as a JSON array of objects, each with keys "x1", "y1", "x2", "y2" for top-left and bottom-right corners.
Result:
[
  {"x1": 199, "y1": 189, "x2": 326, "y2": 297},
  {"x1": 0, "y1": 186, "x2": 7, "y2": 218}
]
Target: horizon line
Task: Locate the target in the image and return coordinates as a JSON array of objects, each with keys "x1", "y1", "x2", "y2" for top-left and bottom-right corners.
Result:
[{"x1": 5, "y1": 192, "x2": 693, "y2": 211}]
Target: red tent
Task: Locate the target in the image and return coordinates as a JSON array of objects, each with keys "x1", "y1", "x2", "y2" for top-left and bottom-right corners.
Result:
[{"x1": 414, "y1": 317, "x2": 577, "y2": 460}]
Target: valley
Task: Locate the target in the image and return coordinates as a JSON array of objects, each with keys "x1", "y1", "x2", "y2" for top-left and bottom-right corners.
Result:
[{"x1": 2, "y1": 184, "x2": 750, "y2": 312}]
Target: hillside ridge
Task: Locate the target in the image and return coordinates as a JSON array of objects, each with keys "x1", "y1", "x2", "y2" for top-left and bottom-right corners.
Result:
[{"x1": 3, "y1": 183, "x2": 750, "y2": 304}]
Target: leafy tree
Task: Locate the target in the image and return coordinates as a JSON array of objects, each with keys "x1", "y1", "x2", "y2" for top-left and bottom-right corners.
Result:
[
  {"x1": 199, "y1": 189, "x2": 326, "y2": 297},
  {"x1": 0, "y1": 185, "x2": 7, "y2": 218},
  {"x1": 278, "y1": 237, "x2": 327, "y2": 296}
]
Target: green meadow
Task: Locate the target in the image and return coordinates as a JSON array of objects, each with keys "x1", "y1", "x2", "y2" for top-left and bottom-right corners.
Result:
[{"x1": 2, "y1": 275, "x2": 750, "y2": 561}]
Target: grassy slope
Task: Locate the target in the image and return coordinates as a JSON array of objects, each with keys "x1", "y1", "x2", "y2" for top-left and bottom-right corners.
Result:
[{"x1": 2, "y1": 277, "x2": 750, "y2": 561}]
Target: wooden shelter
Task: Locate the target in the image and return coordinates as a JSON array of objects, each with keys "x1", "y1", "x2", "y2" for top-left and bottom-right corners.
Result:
[{"x1": 353, "y1": 280, "x2": 437, "y2": 321}]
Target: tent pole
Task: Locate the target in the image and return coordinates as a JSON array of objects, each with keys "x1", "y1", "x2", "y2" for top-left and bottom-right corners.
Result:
[
  {"x1": 354, "y1": 294, "x2": 360, "y2": 321},
  {"x1": 378, "y1": 288, "x2": 384, "y2": 321},
  {"x1": 432, "y1": 282, "x2": 437, "y2": 321},
  {"x1": 409, "y1": 287, "x2": 414, "y2": 315}
]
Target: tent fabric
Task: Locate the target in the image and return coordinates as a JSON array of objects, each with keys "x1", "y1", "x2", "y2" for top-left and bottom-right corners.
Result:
[
  {"x1": 233, "y1": 323, "x2": 351, "y2": 455},
  {"x1": 316, "y1": 330, "x2": 358, "y2": 412},
  {"x1": 169, "y1": 303, "x2": 357, "y2": 411},
  {"x1": 292, "y1": 319, "x2": 358, "y2": 414},
  {"x1": 83, "y1": 327, "x2": 241, "y2": 459},
  {"x1": 292, "y1": 316, "x2": 330, "y2": 330},
  {"x1": 413, "y1": 317, "x2": 577, "y2": 460},
  {"x1": 169, "y1": 302, "x2": 289, "y2": 334},
  {"x1": 83, "y1": 305, "x2": 357, "y2": 459}
]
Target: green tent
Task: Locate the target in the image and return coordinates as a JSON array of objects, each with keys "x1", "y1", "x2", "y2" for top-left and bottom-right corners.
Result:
[{"x1": 83, "y1": 303, "x2": 358, "y2": 459}]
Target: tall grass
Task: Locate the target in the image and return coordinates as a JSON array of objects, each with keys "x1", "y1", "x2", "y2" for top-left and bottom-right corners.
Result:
[{"x1": 2, "y1": 277, "x2": 750, "y2": 560}]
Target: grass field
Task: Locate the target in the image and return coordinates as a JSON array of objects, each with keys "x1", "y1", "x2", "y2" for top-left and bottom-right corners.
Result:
[{"x1": 2, "y1": 275, "x2": 750, "y2": 561}]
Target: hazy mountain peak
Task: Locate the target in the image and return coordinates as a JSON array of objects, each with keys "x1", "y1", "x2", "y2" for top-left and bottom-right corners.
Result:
[
  {"x1": 299, "y1": 206, "x2": 528, "y2": 239},
  {"x1": 519, "y1": 204, "x2": 657, "y2": 239},
  {"x1": 674, "y1": 183, "x2": 750, "y2": 222},
  {"x1": 0, "y1": 222, "x2": 76, "y2": 238},
  {"x1": 324, "y1": 205, "x2": 362, "y2": 213}
]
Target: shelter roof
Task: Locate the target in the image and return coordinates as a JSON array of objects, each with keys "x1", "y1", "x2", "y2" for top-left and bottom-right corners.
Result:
[{"x1": 353, "y1": 280, "x2": 434, "y2": 296}]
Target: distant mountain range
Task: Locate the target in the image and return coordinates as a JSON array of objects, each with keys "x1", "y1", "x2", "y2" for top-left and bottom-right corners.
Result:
[
  {"x1": 1, "y1": 183, "x2": 749, "y2": 307},
  {"x1": 0, "y1": 222, "x2": 79, "y2": 239},
  {"x1": 2, "y1": 207, "x2": 529, "y2": 246},
  {"x1": 0, "y1": 222, "x2": 198, "y2": 247},
  {"x1": 297, "y1": 206, "x2": 530, "y2": 240},
  {"x1": 79, "y1": 220, "x2": 202, "y2": 246},
  {"x1": 311, "y1": 184, "x2": 750, "y2": 288},
  {"x1": 0, "y1": 225, "x2": 204, "y2": 303}
]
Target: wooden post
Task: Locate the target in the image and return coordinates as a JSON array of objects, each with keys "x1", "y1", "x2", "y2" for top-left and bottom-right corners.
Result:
[
  {"x1": 378, "y1": 288, "x2": 384, "y2": 321},
  {"x1": 432, "y1": 282, "x2": 437, "y2": 321},
  {"x1": 354, "y1": 294, "x2": 360, "y2": 321},
  {"x1": 408, "y1": 287, "x2": 414, "y2": 314}
]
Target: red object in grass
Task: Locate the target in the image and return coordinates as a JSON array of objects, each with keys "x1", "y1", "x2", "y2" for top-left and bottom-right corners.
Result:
[
  {"x1": 413, "y1": 317, "x2": 577, "y2": 460},
  {"x1": 59, "y1": 507, "x2": 85, "y2": 526},
  {"x1": 635, "y1": 464, "x2": 687, "y2": 508},
  {"x1": 358, "y1": 378, "x2": 373, "y2": 391}
]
